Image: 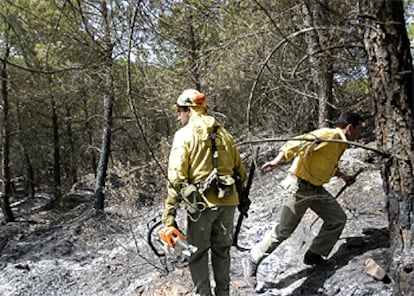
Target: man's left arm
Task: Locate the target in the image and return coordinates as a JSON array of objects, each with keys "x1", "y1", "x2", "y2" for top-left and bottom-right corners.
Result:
[{"x1": 162, "y1": 135, "x2": 190, "y2": 227}]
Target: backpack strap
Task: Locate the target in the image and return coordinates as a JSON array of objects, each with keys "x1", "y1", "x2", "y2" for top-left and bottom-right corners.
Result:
[
  {"x1": 210, "y1": 126, "x2": 220, "y2": 174},
  {"x1": 197, "y1": 126, "x2": 220, "y2": 193}
]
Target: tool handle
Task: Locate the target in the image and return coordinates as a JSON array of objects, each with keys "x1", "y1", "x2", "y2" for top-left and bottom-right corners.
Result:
[
  {"x1": 334, "y1": 167, "x2": 364, "y2": 199},
  {"x1": 233, "y1": 147, "x2": 259, "y2": 249}
]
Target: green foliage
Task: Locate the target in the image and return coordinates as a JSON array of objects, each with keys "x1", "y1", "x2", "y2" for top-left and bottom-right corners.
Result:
[{"x1": 0, "y1": 0, "x2": 408, "y2": 194}]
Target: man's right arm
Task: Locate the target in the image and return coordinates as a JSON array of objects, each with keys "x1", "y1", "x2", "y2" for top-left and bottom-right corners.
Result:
[{"x1": 261, "y1": 150, "x2": 285, "y2": 174}]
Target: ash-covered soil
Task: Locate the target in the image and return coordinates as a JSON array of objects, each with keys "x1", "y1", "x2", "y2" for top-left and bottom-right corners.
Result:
[{"x1": 0, "y1": 146, "x2": 393, "y2": 295}]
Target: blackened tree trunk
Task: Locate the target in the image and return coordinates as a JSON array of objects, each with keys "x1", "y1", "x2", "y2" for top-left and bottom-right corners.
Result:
[
  {"x1": 94, "y1": 1, "x2": 114, "y2": 211},
  {"x1": 361, "y1": 1, "x2": 414, "y2": 294},
  {"x1": 184, "y1": 0, "x2": 201, "y2": 91},
  {"x1": 16, "y1": 98, "x2": 36, "y2": 200},
  {"x1": 0, "y1": 39, "x2": 15, "y2": 223},
  {"x1": 302, "y1": 0, "x2": 334, "y2": 128},
  {"x1": 50, "y1": 91, "x2": 62, "y2": 204},
  {"x1": 64, "y1": 104, "x2": 77, "y2": 185},
  {"x1": 24, "y1": 150, "x2": 35, "y2": 199}
]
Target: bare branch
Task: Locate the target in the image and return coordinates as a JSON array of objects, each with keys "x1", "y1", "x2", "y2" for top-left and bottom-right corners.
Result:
[{"x1": 236, "y1": 136, "x2": 390, "y2": 157}]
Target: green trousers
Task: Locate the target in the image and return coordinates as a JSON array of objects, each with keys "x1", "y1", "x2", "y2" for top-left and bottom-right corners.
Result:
[
  {"x1": 251, "y1": 175, "x2": 346, "y2": 264},
  {"x1": 187, "y1": 206, "x2": 235, "y2": 296}
]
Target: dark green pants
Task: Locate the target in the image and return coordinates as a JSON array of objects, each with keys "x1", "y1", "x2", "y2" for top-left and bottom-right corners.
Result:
[
  {"x1": 251, "y1": 175, "x2": 346, "y2": 263},
  {"x1": 187, "y1": 206, "x2": 235, "y2": 296}
]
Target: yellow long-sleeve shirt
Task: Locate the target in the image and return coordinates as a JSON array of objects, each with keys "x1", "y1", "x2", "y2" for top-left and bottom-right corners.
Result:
[
  {"x1": 162, "y1": 111, "x2": 247, "y2": 226},
  {"x1": 281, "y1": 127, "x2": 347, "y2": 186}
]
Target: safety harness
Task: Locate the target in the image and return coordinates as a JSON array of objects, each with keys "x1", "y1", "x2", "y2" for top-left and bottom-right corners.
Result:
[
  {"x1": 196, "y1": 125, "x2": 234, "y2": 199},
  {"x1": 197, "y1": 125, "x2": 220, "y2": 194},
  {"x1": 179, "y1": 124, "x2": 240, "y2": 221}
]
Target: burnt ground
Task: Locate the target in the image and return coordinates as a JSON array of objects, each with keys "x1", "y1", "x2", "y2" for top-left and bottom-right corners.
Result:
[{"x1": 0, "y1": 146, "x2": 394, "y2": 295}]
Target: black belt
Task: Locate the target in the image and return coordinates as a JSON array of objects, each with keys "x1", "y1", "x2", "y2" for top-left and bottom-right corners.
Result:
[{"x1": 297, "y1": 177, "x2": 321, "y2": 188}]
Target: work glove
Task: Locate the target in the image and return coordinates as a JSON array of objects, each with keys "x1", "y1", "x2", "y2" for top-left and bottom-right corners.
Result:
[
  {"x1": 158, "y1": 226, "x2": 184, "y2": 249},
  {"x1": 162, "y1": 212, "x2": 177, "y2": 228}
]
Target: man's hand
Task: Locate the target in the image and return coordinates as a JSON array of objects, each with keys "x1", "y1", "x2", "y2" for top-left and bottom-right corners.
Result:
[
  {"x1": 261, "y1": 161, "x2": 276, "y2": 174},
  {"x1": 261, "y1": 151, "x2": 285, "y2": 174}
]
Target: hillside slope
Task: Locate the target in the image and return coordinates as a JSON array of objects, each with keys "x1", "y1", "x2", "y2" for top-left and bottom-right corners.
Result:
[{"x1": 0, "y1": 147, "x2": 393, "y2": 295}]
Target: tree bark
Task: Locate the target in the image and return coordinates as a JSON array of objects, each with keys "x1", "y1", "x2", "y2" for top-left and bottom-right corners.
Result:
[
  {"x1": 302, "y1": 0, "x2": 334, "y2": 128},
  {"x1": 65, "y1": 104, "x2": 77, "y2": 185},
  {"x1": 94, "y1": 0, "x2": 114, "y2": 211},
  {"x1": 184, "y1": 0, "x2": 201, "y2": 90},
  {"x1": 50, "y1": 90, "x2": 62, "y2": 203},
  {"x1": 16, "y1": 97, "x2": 36, "y2": 200},
  {"x1": 24, "y1": 150, "x2": 35, "y2": 199},
  {"x1": 1, "y1": 40, "x2": 15, "y2": 223},
  {"x1": 361, "y1": 1, "x2": 414, "y2": 294}
]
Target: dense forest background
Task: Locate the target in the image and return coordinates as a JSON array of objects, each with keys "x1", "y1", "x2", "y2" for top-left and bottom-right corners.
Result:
[{"x1": 1, "y1": 0, "x2": 413, "y2": 294}]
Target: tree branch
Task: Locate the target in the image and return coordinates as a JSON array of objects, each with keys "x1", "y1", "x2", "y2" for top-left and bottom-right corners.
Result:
[{"x1": 236, "y1": 136, "x2": 390, "y2": 157}]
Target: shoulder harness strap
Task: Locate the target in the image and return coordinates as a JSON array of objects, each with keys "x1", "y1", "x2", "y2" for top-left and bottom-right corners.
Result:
[{"x1": 210, "y1": 126, "x2": 220, "y2": 173}]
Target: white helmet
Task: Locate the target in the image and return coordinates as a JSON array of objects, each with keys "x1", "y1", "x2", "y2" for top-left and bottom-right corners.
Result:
[{"x1": 173, "y1": 89, "x2": 207, "y2": 110}]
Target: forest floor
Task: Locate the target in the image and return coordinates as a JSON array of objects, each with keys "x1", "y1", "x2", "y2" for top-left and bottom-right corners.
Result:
[{"x1": 0, "y1": 144, "x2": 394, "y2": 295}]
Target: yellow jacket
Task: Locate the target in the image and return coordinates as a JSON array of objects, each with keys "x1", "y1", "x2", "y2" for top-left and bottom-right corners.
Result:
[
  {"x1": 163, "y1": 110, "x2": 247, "y2": 226},
  {"x1": 282, "y1": 127, "x2": 347, "y2": 186}
]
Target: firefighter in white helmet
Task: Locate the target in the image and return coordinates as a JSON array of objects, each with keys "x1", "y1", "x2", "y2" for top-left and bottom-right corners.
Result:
[{"x1": 161, "y1": 89, "x2": 247, "y2": 296}]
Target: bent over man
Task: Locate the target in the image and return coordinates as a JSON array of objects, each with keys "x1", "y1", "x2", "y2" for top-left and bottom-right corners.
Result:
[
  {"x1": 161, "y1": 89, "x2": 247, "y2": 296},
  {"x1": 243, "y1": 112, "x2": 364, "y2": 289}
]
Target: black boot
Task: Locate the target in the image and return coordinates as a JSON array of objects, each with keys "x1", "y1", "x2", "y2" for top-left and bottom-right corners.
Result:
[{"x1": 304, "y1": 250, "x2": 336, "y2": 267}]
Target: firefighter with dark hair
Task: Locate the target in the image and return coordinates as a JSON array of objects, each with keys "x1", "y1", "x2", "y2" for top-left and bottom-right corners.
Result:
[{"x1": 243, "y1": 112, "x2": 364, "y2": 289}]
